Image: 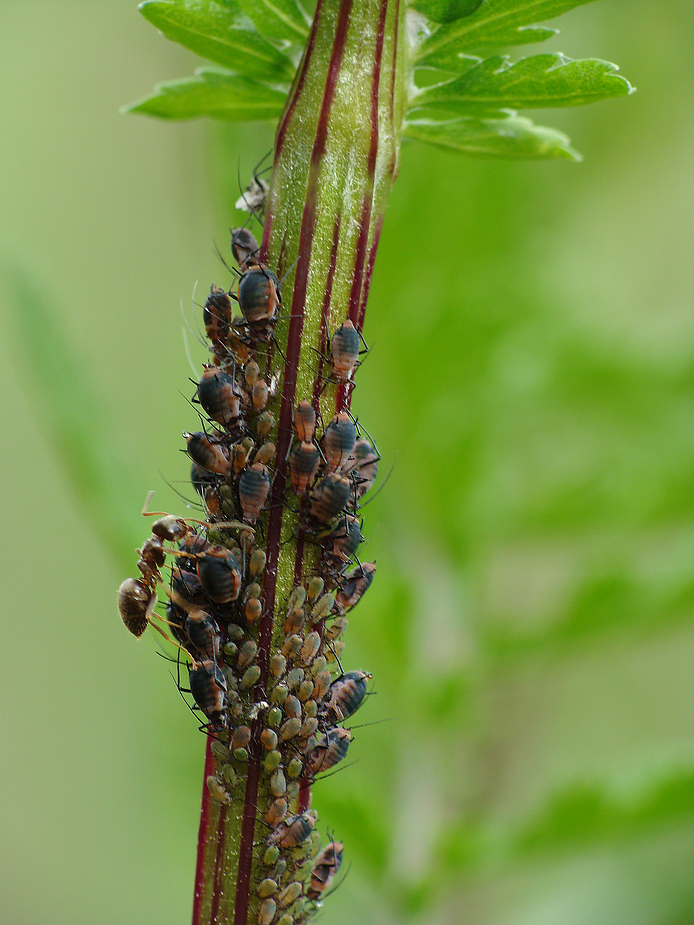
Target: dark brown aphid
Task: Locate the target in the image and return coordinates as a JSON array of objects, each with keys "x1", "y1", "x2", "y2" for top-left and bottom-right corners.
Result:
[
  {"x1": 231, "y1": 226, "x2": 260, "y2": 267},
  {"x1": 177, "y1": 532, "x2": 210, "y2": 572},
  {"x1": 322, "y1": 412, "x2": 357, "y2": 471},
  {"x1": 165, "y1": 600, "x2": 189, "y2": 645},
  {"x1": 270, "y1": 811, "x2": 317, "y2": 848},
  {"x1": 307, "y1": 841, "x2": 344, "y2": 901},
  {"x1": 118, "y1": 577, "x2": 156, "y2": 638},
  {"x1": 203, "y1": 286, "x2": 232, "y2": 363},
  {"x1": 343, "y1": 438, "x2": 380, "y2": 497},
  {"x1": 238, "y1": 462, "x2": 271, "y2": 523},
  {"x1": 322, "y1": 671, "x2": 370, "y2": 724},
  {"x1": 197, "y1": 546, "x2": 242, "y2": 603},
  {"x1": 325, "y1": 514, "x2": 363, "y2": 568},
  {"x1": 305, "y1": 473, "x2": 351, "y2": 531},
  {"x1": 170, "y1": 568, "x2": 207, "y2": 610},
  {"x1": 335, "y1": 562, "x2": 376, "y2": 612},
  {"x1": 184, "y1": 431, "x2": 230, "y2": 476},
  {"x1": 197, "y1": 366, "x2": 245, "y2": 432},
  {"x1": 236, "y1": 261, "x2": 281, "y2": 340},
  {"x1": 294, "y1": 400, "x2": 316, "y2": 442},
  {"x1": 289, "y1": 441, "x2": 321, "y2": 496},
  {"x1": 329, "y1": 320, "x2": 361, "y2": 383},
  {"x1": 185, "y1": 609, "x2": 220, "y2": 661},
  {"x1": 307, "y1": 728, "x2": 351, "y2": 775},
  {"x1": 189, "y1": 659, "x2": 227, "y2": 732},
  {"x1": 190, "y1": 461, "x2": 220, "y2": 499}
]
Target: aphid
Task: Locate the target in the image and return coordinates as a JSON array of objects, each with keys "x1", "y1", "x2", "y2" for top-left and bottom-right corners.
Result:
[
  {"x1": 257, "y1": 878, "x2": 278, "y2": 899},
  {"x1": 305, "y1": 473, "x2": 351, "y2": 531},
  {"x1": 170, "y1": 568, "x2": 207, "y2": 610},
  {"x1": 294, "y1": 400, "x2": 316, "y2": 442},
  {"x1": 299, "y1": 716, "x2": 318, "y2": 737},
  {"x1": 322, "y1": 412, "x2": 357, "y2": 471},
  {"x1": 264, "y1": 749, "x2": 282, "y2": 772},
  {"x1": 241, "y1": 665, "x2": 261, "y2": 689},
  {"x1": 236, "y1": 261, "x2": 281, "y2": 340},
  {"x1": 280, "y1": 717, "x2": 302, "y2": 741},
  {"x1": 245, "y1": 597, "x2": 262, "y2": 623},
  {"x1": 197, "y1": 546, "x2": 242, "y2": 604},
  {"x1": 117, "y1": 578, "x2": 157, "y2": 638},
  {"x1": 307, "y1": 841, "x2": 344, "y2": 901},
  {"x1": 281, "y1": 635, "x2": 303, "y2": 658},
  {"x1": 177, "y1": 532, "x2": 210, "y2": 571},
  {"x1": 322, "y1": 671, "x2": 370, "y2": 724},
  {"x1": 307, "y1": 728, "x2": 351, "y2": 775},
  {"x1": 258, "y1": 898, "x2": 277, "y2": 925},
  {"x1": 289, "y1": 442, "x2": 320, "y2": 496},
  {"x1": 165, "y1": 600, "x2": 189, "y2": 645},
  {"x1": 329, "y1": 319, "x2": 361, "y2": 383},
  {"x1": 284, "y1": 605, "x2": 305, "y2": 636},
  {"x1": 203, "y1": 286, "x2": 232, "y2": 362},
  {"x1": 267, "y1": 798, "x2": 287, "y2": 828},
  {"x1": 238, "y1": 462, "x2": 271, "y2": 523},
  {"x1": 335, "y1": 562, "x2": 376, "y2": 612},
  {"x1": 285, "y1": 667, "x2": 304, "y2": 690},
  {"x1": 312, "y1": 670, "x2": 331, "y2": 701},
  {"x1": 196, "y1": 366, "x2": 245, "y2": 431},
  {"x1": 189, "y1": 660, "x2": 227, "y2": 732},
  {"x1": 270, "y1": 768, "x2": 287, "y2": 797},
  {"x1": 277, "y1": 882, "x2": 302, "y2": 908},
  {"x1": 306, "y1": 576, "x2": 324, "y2": 602},
  {"x1": 184, "y1": 431, "x2": 230, "y2": 475},
  {"x1": 252, "y1": 378, "x2": 269, "y2": 412},
  {"x1": 260, "y1": 728, "x2": 278, "y2": 750},
  {"x1": 324, "y1": 615, "x2": 348, "y2": 643},
  {"x1": 270, "y1": 683, "x2": 288, "y2": 705},
  {"x1": 231, "y1": 226, "x2": 260, "y2": 266},
  {"x1": 232, "y1": 725, "x2": 251, "y2": 750},
  {"x1": 270, "y1": 653, "x2": 287, "y2": 678},
  {"x1": 286, "y1": 757, "x2": 303, "y2": 779},
  {"x1": 237, "y1": 639, "x2": 258, "y2": 670},
  {"x1": 255, "y1": 441, "x2": 276, "y2": 466},
  {"x1": 326, "y1": 514, "x2": 363, "y2": 567},
  {"x1": 190, "y1": 461, "x2": 219, "y2": 498},
  {"x1": 256, "y1": 411, "x2": 275, "y2": 439},
  {"x1": 283, "y1": 695, "x2": 301, "y2": 719},
  {"x1": 310, "y1": 592, "x2": 335, "y2": 622},
  {"x1": 206, "y1": 775, "x2": 231, "y2": 805},
  {"x1": 343, "y1": 438, "x2": 380, "y2": 497},
  {"x1": 270, "y1": 812, "x2": 317, "y2": 849},
  {"x1": 249, "y1": 548, "x2": 267, "y2": 577},
  {"x1": 299, "y1": 632, "x2": 321, "y2": 665},
  {"x1": 136, "y1": 536, "x2": 166, "y2": 585},
  {"x1": 185, "y1": 609, "x2": 220, "y2": 661}
]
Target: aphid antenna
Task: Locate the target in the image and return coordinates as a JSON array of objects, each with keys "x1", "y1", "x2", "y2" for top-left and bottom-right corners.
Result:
[
  {"x1": 213, "y1": 239, "x2": 242, "y2": 280},
  {"x1": 357, "y1": 456, "x2": 395, "y2": 508},
  {"x1": 345, "y1": 717, "x2": 392, "y2": 732},
  {"x1": 181, "y1": 285, "x2": 210, "y2": 352},
  {"x1": 324, "y1": 640, "x2": 344, "y2": 674},
  {"x1": 278, "y1": 254, "x2": 300, "y2": 289},
  {"x1": 156, "y1": 469, "x2": 203, "y2": 510},
  {"x1": 311, "y1": 759, "x2": 360, "y2": 784}
]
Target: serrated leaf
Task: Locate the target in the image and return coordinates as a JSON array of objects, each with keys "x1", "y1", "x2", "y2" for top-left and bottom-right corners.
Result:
[
  {"x1": 140, "y1": 0, "x2": 295, "y2": 81},
  {"x1": 416, "y1": 0, "x2": 597, "y2": 67},
  {"x1": 125, "y1": 70, "x2": 287, "y2": 121},
  {"x1": 409, "y1": 0, "x2": 484, "y2": 26},
  {"x1": 235, "y1": 0, "x2": 309, "y2": 43},
  {"x1": 414, "y1": 54, "x2": 633, "y2": 113},
  {"x1": 404, "y1": 113, "x2": 580, "y2": 159}
]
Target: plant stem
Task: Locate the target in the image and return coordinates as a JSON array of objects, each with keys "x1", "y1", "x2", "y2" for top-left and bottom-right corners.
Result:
[{"x1": 192, "y1": 1, "x2": 406, "y2": 922}]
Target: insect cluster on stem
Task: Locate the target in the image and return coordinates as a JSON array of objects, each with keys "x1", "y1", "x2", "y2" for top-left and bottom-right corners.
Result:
[{"x1": 117, "y1": 208, "x2": 379, "y2": 923}]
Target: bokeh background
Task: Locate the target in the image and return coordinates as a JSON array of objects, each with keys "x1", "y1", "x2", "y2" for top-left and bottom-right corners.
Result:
[{"x1": 2, "y1": 1, "x2": 694, "y2": 923}]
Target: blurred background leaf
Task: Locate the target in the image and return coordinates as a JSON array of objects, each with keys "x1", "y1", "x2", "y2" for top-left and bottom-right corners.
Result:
[{"x1": 1, "y1": 1, "x2": 693, "y2": 924}]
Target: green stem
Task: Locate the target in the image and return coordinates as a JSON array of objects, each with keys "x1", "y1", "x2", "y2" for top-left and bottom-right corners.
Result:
[{"x1": 192, "y1": 1, "x2": 407, "y2": 923}]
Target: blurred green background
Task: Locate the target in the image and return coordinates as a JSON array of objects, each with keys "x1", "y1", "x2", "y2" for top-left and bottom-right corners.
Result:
[{"x1": 2, "y1": 1, "x2": 694, "y2": 923}]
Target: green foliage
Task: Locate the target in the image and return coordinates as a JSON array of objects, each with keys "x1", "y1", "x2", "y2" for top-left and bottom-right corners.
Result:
[
  {"x1": 127, "y1": 0, "x2": 632, "y2": 160},
  {"x1": 413, "y1": 54, "x2": 631, "y2": 112},
  {"x1": 125, "y1": 70, "x2": 287, "y2": 120}
]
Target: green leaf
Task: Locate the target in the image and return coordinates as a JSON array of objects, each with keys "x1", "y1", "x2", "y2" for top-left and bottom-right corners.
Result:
[
  {"x1": 404, "y1": 112, "x2": 580, "y2": 159},
  {"x1": 414, "y1": 54, "x2": 633, "y2": 113},
  {"x1": 125, "y1": 70, "x2": 287, "y2": 121},
  {"x1": 235, "y1": 0, "x2": 309, "y2": 44},
  {"x1": 416, "y1": 0, "x2": 598, "y2": 66},
  {"x1": 139, "y1": 0, "x2": 295, "y2": 81},
  {"x1": 409, "y1": 0, "x2": 484, "y2": 26}
]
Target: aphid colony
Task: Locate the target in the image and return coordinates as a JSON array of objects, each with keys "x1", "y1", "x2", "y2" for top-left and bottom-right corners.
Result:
[{"x1": 117, "y1": 225, "x2": 377, "y2": 924}]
